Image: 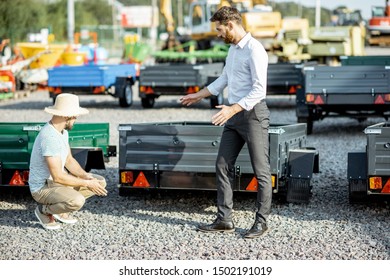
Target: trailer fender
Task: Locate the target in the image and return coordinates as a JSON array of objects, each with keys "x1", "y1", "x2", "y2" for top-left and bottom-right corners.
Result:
[
  {"x1": 286, "y1": 149, "x2": 319, "y2": 203},
  {"x1": 114, "y1": 77, "x2": 134, "y2": 98},
  {"x1": 347, "y1": 151, "x2": 368, "y2": 203},
  {"x1": 71, "y1": 147, "x2": 106, "y2": 172}
]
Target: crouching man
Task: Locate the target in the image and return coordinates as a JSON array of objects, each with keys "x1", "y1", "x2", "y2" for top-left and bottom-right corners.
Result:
[{"x1": 29, "y1": 93, "x2": 107, "y2": 230}]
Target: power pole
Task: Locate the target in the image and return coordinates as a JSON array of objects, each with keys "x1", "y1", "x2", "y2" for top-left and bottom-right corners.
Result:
[
  {"x1": 315, "y1": 0, "x2": 321, "y2": 28},
  {"x1": 67, "y1": 0, "x2": 75, "y2": 44}
]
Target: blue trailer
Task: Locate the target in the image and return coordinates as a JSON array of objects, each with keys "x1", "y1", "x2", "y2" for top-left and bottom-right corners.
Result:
[{"x1": 47, "y1": 64, "x2": 138, "y2": 107}]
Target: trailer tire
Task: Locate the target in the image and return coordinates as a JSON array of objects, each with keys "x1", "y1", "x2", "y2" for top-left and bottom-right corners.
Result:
[
  {"x1": 210, "y1": 94, "x2": 224, "y2": 108},
  {"x1": 119, "y1": 83, "x2": 133, "y2": 107},
  {"x1": 141, "y1": 97, "x2": 155, "y2": 108}
]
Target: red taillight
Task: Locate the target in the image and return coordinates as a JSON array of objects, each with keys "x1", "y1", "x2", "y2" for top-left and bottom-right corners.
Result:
[
  {"x1": 186, "y1": 86, "x2": 200, "y2": 94},
  {"x1": 314, "y1": 95, "x2": 324, "y2": 104},
  {"x1": 369, "y1": 177, "x2": 382, "y2": 190},
  {"x1": 121, "y1": 171, "x2": 134, "y2": 184},
  {"x1": 93, "y1": 86, "x2": 105, "y2": 94},
  {"x1": 374, "y1": 95, "x2": 385, "y2": 104},
  {"x1": 9, "y1": 171, "x2": 25, "y2": 186},
  {"x1": 139, "y1": 86, "x2": 154, "y2": 94},
  {"x1": 121, "y1": 171, "x2": 150, "y2": 188}
]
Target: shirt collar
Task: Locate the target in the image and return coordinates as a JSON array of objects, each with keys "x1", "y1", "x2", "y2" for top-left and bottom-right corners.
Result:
[{"x1": 235, "y1": 32, "x2": 251, "y2": 49}]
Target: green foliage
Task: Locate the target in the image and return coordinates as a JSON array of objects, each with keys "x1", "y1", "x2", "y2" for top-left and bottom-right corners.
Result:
[
  {"x1": 0, "y1": 0, "x2": 112, "y2": 44},
  {"x1": 274, "y1": 1, "x2": 331, "y2": 26},
  {"x1": 0, "y1": 0, "x2": 47, "y2": 43}
]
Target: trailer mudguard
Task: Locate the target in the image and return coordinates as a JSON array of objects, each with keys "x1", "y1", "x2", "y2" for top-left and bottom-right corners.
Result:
[
  {"x1": 347, "y1": 151, "x2": 367, "y2": 180},
  {"x1": 71, "y1": 148, "x2": 105, "y2": 172},
  {"x1": 347, "y1": 151, "x2": 368, "y2": 203},
  {"x1": 286, "y1": 149, "x2": 319, "y2": 203}
]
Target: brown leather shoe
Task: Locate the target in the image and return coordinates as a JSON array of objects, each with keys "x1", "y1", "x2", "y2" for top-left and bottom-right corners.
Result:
[
  {"x1": 243, "y1": 221, "x2": 269, "y2": 239},
  {"x1": 198, "y1": 218, "x2": 235, "y2": 233}
]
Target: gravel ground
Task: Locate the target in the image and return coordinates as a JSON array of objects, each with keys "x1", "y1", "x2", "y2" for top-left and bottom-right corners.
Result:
[{"x1": 0, "y1": 81, "x2": 389, "y2": 260}]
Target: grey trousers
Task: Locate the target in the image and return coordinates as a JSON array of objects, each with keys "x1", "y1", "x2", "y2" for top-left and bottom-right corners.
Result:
[{"x1": 216, "y1": 101, "x2": 272, "y2": 224}]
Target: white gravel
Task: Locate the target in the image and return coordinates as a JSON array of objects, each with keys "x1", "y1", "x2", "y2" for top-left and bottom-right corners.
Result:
[{"x1": 0, "y1": 89, "x2": 389, "y2": 260}]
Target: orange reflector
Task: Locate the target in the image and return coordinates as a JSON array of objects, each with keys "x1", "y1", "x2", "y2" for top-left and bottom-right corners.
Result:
[
  {"x1": 121, "y1": 171, "x2": 134, "y2": 184},
  {"x1": 246, "y1": 177, "x2": 258, "y2": 191},
  {"x1": 306, "y1": 94, "x2": 315, "y2": 103},
  {"x1": 314, "y1": 95, "x2": 324, "y2": 104},
  {"x1": 381, "y1": 179, "x2": 390, "y2": 193},
  {"x1": 369, "y1": 177, "x2": 382, "y2": 190},
  {"x1": 374, "y1": 95, "x2": 385, "y2": 104},
  {"x1": 271, "y1": 175, "x2": 276, "y2": 188},
  {"x1": 384, "y1": 94, "x2": 390, "y2": 102},
  {"x1": 145, "y1": 86, "x2": 154, "y2": 94},
  {"x1": 139, "y1": 86, "x2": 146, "y2": 92},
  {"x1": 288, "y1": 85, "x2": 296, "y2": 94},
  {"x1": 93, "y1": 86, "x2": 105, "y2": 94},
  {"x1": 133, "y1": 172, "x2": 150, "y2": 188},
  {"x1": 9, "y1": 171, "x2": 25, "y2": 186}
]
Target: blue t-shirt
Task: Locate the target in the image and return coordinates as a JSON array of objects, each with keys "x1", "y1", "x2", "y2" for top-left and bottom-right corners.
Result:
[{"x1": 29, "y1": 123, "x2": 69, "y2": 193}]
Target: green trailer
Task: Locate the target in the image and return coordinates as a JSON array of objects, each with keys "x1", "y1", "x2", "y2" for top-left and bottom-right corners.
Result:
[{"x1": 0, "y1": 122, "x2": 115, "y2": 189}]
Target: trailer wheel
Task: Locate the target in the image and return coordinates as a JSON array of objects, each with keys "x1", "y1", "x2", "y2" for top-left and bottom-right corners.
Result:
[
  {"x1": 119, "y1": 83, "x2": 133, "y2": 107},
  {"x1": 298, "y1": 117, "x2": 313, "y2": 135},
  {"x1": 210, "y1": 94, "x2": 224, "y2": 108},
  {"x1": 141, "y1": 97, "x2": 155, "y2": 108}
]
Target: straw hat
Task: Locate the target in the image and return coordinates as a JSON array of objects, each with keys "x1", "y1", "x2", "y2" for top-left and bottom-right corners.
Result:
[{"x1": 44, "y1": 93, "x2": 89, "y2": 117}]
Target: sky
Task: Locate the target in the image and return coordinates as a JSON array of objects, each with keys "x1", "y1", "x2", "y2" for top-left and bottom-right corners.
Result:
[{"x1": 273, "y1": 0, "x2": 384, "y2": 20}]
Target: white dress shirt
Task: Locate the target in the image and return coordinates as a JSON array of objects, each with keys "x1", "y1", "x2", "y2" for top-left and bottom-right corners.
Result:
[{"x1": 207, "y1": 32, "x2": 268, "y2": 111}]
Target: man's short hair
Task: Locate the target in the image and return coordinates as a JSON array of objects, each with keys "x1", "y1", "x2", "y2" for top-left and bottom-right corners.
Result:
[{"x1": 210, "y1": 6, "x2": 242, "y2": 26}]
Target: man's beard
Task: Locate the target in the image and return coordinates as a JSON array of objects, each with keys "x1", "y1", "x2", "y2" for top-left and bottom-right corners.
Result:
[
  {"x1": 224, "y1": 30, "x2": 234, "y2": 44},
  {"x1": 65, "y1": 121, "x2": 73, "y2": 131}
]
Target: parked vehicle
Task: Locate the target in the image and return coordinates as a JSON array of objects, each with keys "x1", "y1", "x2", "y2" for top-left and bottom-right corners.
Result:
[
  {"x1": 348, "y1": 122, "x2": 390, "y2": 203},
  {"x1": 267, "y1": 63, "x2": 305, "y2": 95},
  {"x1": 118, "y1": 122, "x2": 319, "y2": 203},
  {"x1": 47, "y1": 64, "x2": 138, "y2": 107},
  {"x1": 296, "y1": 64, "x2": 390, "y2": 134},
  {"x1": 368, "y1": 0, "x2": 390, "y2": 46},
  {"x1": 0, "y1": 122, "x2": 115, "y2": 189},
  {"x1": 138, "y1": 63, "x2": 223, "y2": 108}
]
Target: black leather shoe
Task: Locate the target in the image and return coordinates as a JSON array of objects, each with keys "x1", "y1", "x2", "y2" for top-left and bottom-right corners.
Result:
[
  {"x1": 198, "y1": 219, "x2": 235, "y2": 233},
  {"x1": 243, "y1": 221, "x2": 269, "y2": 239}
]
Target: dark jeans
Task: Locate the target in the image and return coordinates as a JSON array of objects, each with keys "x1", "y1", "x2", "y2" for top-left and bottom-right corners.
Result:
[{"x1": 216, "y1": 100, "x2": 272, "y2": 224}]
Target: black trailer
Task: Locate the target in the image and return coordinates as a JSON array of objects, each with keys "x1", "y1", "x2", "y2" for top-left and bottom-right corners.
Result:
[
  {"x1": 267, "y1": 63, "x2": 305, "y2": 95},
  {"x1": 296, "y1": 65, "x2": 390, "y2": 134},
  {"x1": 348, "y1": 122, "x2": 390, "y2": 203},
  {"x1": 118, "y1": 122, "x2": 319, "y2": 203},
  {"x1": 138, "y1": 63, "x2": 224, "y2": 108}
]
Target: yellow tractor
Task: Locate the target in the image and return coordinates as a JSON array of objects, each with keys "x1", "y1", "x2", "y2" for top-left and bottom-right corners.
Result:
[{"x1": 188, "y1": 0, "x2": 282, "y2": 50}]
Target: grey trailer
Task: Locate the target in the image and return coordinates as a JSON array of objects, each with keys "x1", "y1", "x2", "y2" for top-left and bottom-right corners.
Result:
[
  {"x1": 297, "y1": 65, "x2": 390, "y2": 134},
  {"x1": 118, "y1": 122, "x2": 319, "y2": 203},
  {"x1": 348, "y1": 122, "x2": 390, "y2": 203}
]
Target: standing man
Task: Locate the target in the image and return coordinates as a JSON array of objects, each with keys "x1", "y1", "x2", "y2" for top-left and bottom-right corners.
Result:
[
  {"x1": 180, "y1": 6, "x2": 272, "y2": 239},
  {"x1": 29, "y1": 93, "x2": 107, "y2": 230}
]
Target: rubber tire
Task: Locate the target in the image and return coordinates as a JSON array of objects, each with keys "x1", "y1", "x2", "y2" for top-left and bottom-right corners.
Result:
[
  {"x1": 141, "y1": 97, "x2": 155, "y2": 108},
  {"x1": 119, "y1": 83, "x2": 133, "y2": 107}
]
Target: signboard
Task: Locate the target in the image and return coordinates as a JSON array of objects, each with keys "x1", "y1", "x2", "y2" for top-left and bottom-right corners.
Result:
[{"x1": 121, "y1": 6, "x2": 159, "y2": 28}]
